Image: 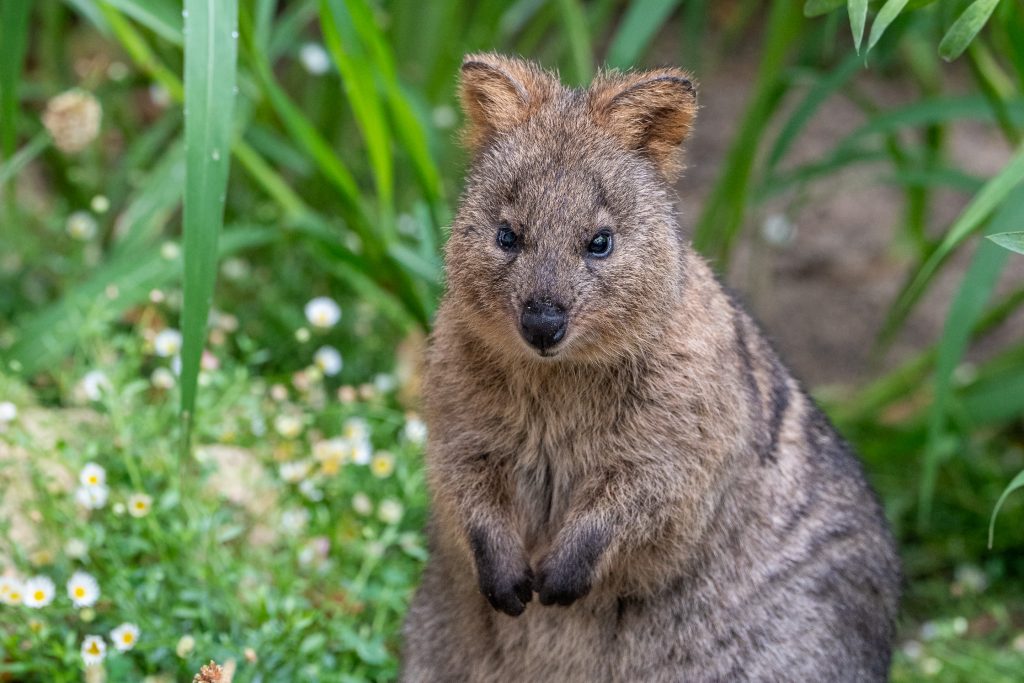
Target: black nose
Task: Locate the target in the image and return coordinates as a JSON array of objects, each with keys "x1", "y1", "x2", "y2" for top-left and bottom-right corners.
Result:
[{"x1": 520, "y1": 299, "x2": 567, "y2": 351}]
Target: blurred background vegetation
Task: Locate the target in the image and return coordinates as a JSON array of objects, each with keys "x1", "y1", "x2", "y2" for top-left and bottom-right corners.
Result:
[{"x1": 1, "y1": 0, "x2": 1024, "y2": 680}]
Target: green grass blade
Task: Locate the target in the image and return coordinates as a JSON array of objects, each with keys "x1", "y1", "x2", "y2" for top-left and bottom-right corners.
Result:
[
  {"x1": 3, "y1": 227, "x2": 275, "y2": 376},
  {"x1": 917, "y1": 186, "x2": 1024, "y2": 527},
  {"x1": 847, "y1": 0, "x2": 868, "y2": 53},
  {"x1": 320, "y1": 0, "x2": 394, "y2": 221},
  {"x1": 989, "y1": 469, "x2": 1024, "y2": 548},
  {"x1": 988, "y1": 231, "x2": 1024, "y2": 254},
  {"x1": 0, "y1": 0, "x2": 31, "y2": 160},
  {"x1": 179, "y1": 0, "x2": 238, "y2": 442},
  {"x1": 693, "y1": 0, "x2": 802, "y2": 262},
  {"x1": 866, "y1": 0, "x2": 910, "y2": 53},
  {"x1": 882, "y1": 142, "x2": 1024, "y2": 342},
  {"x1": 555, "y1": 0, "x2": 592, "y2": 84},
  {"x1": 103, "y1": 0, "x2": 182, "y2": 45},
  {"x1": 939, "y1": 0, "x2": 1000, "y2": 62},
  {"x1": 804, "y1": 0, "x2": 845, "y2": 17},
  {"x1": 606, "y1": 0, "x2": 681, "y2": 68},
  {"x1": 0, "y1": 131, "x2": 48, "y2": 186},
  {"x1": 766, "y1": 53, "x2": 862, "y2": 171}
]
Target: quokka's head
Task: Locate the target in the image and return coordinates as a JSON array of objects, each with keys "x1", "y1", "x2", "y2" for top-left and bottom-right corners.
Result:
[{"x1": 446, "y1": 53, "x2": 697, "y2": 363}]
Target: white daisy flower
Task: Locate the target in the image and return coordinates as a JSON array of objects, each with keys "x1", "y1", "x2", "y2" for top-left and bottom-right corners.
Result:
[
  {"x1": 23, "y1": 576, "x2": 56, "y2": 608},
  {"x1": 65, "y1": 538, "x2": 88, "y2": 560},
  {"x1": 176, "y1": 634, "x2": 195, "y2": 658},
  {"x1": 66, "y1": 211, "x2": 97, "y2": 241},
  {"x1": 153, "y1": 328, "x2": 182, "y2": 357},
  {"x1": 81, "y1": 635, "x2": 107, "y2": 665},
  {"x1": 370, "y1": 451, "x2": 395, "y2": 479},
  {"x1": 304, "y1": 297, "x2": 341, "y2": 329},
  {"x1": 280, "y1": 508, "x2": 309, "y2": 534},
  {"x1": 75, "y1": 485, "x2": 109, "y2": 510},
  {"x1": 378, "y1": 498, "x2": 404, "y2": 525},
  {"x1": 110, "y1": 622, "x2": 140, "y2": 652},
  {"x1": 351, "y1": 438, "x2": 372, "y2": 466},
  {"x1": 127, "y1": 493, "x2": 153, "y2": 518},
  {"x1": 274, "y1": 414, "x2": 303, "y2": 439},
  {"x1": 151, "y1": 367, "x2": 175, "y2": 390},
  {"x1": 79, "y1": 463, "x2": 106, "y2": 488},
  {"x1": 0, "y1": 401, "x2": 18, "y2": 423},
  {"x1": 299, "y1": 42, "x2": 331, "y2": 75},
  {"x1": 79, "y1": 370, "x2": 111, "y2": 401},
  {"x1": 404, "y1": 415, "x2": 427, "y2": 445},
  {"x1": 0, "y1": 576, "x2": 24, "y2": 605},
  {"x1": 67, "y1": 571, "x2": 100, "y2": 607},
  {"x1": 352, "y1": 492, "x2": 372, "y2": 517},
  {"x1": 298, "y1": 478, "x2": 323, "y2": 502},
  {"x1": 279, "y1": 460, "x2": 311, "y2": 483},
  {"x1": 313, "y1": 346, "x2": 343, "y2": 376},
  {"x1": 313, "y1": 437, "x2": 348, "y2": 475},
  {"x1": 343, "y1": 417, "x2": 369, "y2": 443}
]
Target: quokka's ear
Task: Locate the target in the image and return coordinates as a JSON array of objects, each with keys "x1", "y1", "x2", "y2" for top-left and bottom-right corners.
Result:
[
  {"x1": 589, "y1": 69, "x2": 697, "y2": 180},
  {"x1": 458, "y1": 53, "x2": 559, "y2": 153}
]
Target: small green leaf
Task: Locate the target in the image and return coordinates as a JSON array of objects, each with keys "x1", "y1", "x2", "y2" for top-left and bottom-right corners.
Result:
[
  {"x1": 848, "y1": 0, "x2": 868, "y2": 52},
  {"x1": 606, "y1": 0, "x2": 682, "y2": 68},
  {"x1": 804, "y1": 0, "x2": 845, "y2": 17},
  {"x1": 866, "y1": 0, "x2": 910, "y2": 52},
  {"x1": 988, "y1": 231, "x2": 1024, "y2": 255},
  {"x1": 938, "y1": 0, "x2": 1000, "y2": 62},
  {"x1": 989, "y1": 469, "x2": 1024, "y2": 548}
]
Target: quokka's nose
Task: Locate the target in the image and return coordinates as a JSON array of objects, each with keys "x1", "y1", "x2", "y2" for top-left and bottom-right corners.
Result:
[{"x1": 520, "y1": 299, "x2": 567, "y2": 352}]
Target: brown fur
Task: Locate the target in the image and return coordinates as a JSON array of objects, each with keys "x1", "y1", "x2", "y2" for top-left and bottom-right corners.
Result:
[{"x1": 401, "y1": 53, "x2": 900, "y2": 682}]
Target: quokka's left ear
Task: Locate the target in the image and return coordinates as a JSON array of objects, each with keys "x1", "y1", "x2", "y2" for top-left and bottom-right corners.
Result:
[{"x1": 589, "y1": 68, "x2": 697, "y2": 181}]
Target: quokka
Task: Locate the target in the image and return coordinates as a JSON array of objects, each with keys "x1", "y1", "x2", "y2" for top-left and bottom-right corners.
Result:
[{"x1": 401, "y1": 53, "x2": 901, "y2": 682}]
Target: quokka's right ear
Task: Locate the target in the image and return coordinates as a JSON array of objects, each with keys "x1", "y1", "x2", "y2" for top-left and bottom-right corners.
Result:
[{"x1": 458, "y1": 53, "x2": 558, "y2": 153}]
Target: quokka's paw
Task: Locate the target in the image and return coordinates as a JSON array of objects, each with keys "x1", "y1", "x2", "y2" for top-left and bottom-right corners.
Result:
[
  {"x1": 469, "y1": 527, "x2": 534, "y2": 617},
  {"x1": 478, "y1": 563, "x2": 534, "y2": 617},
  {"x1": 535, "y1": 552, "x2": 593, "y2": 607}
]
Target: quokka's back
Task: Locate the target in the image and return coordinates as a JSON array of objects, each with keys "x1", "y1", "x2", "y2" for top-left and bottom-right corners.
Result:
[{"x1": 401, "y1": 53, "x2": 901, "y2": 682}]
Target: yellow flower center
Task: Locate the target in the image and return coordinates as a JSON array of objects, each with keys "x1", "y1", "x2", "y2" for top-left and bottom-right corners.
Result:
[
  {"x1": 122, "y1": 633, "x2": 134, "y2": 644},
  {"x1": 87, "y1": 476, "x2": 98, "y2": 484},
  {"x1": 87, "y1": 642, "x2": 100, "y2": 655},
  {"x1": 74, "y1": 587, "x2": 86, "y2": 598},
  {"x1": 33, "y1": 590, "x2": 45, "y2": 601},
  {"x1": 135, "y1": 502, "x2": 146, "y2": 510}
]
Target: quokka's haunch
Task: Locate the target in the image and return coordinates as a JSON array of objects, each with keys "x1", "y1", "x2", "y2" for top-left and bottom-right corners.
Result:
[{"x1": 401, "y1": 53, "x2": 901, "y2": 682}]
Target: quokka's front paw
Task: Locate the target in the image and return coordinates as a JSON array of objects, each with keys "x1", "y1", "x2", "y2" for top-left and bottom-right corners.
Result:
[
  {"x1": 535, "y1": 552, "x2": 593, "y2": 607},
  {"x1": 470, "y1": 528, "x2": 534, "y2": 617}
]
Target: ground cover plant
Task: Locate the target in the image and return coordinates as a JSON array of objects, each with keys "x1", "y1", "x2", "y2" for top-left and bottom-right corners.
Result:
[{"x1": 2, "y1": 0, "x2": 1023, "y2": 680}]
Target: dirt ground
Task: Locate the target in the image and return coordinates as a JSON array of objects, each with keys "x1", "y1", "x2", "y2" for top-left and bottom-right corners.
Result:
[{"x1": 671, "y1": 42, "x2": 1023, "y2": 389}]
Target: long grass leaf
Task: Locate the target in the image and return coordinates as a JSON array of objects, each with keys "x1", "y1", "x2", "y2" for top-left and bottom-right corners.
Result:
[
  {"x1": 939, "y1": 0, "x2": 1000, "y2": 62},
  {"x1": 883, "y1": 143, "x2": 1024, "y2": 342},
  {"x1": 0, "y1": 132, "x2": 48, "y2": 186},
  {"x1": 867, "y1": 0, "x2": 910, "y2": 52},
  {"x1": 989, "y1": 469, "x2": 1024, "y2": 548},
  {"x1": 0, "y1": 0, "x2": 31, "y2": 160},
  {"x1": 555, "y1": 0, "x2": 592, "y2": 84},
  {"x1": 847, "y1": 0, "x2": 868, "y2": 52},
  {"x1": 804, "y1": 0, "x2": 845, "y2": 17},
  {"x1": 918, "y1": 186, "x2": 1024, "y2": 527},
  {"x1": 606, "y1": 0, "x2": 681, "y2": 68},
  {"x1": 3, "y1": 227, "x2": 274, "y2": 376},
  {"x1": 179, "y1": 0, "x2": 238, "y2": 443},
  {"x1": 320, "y1": 0, "x2": 394, "y2": 220},
  {"x1": 103, "y1": 0, "x2": 182, "y2": 45},
  {"x1": 693, "y1": 0, "x2": 802, "y2": 262},
  {"x1": 766, "y1": 53, "x2": 862, "y2": 171}
]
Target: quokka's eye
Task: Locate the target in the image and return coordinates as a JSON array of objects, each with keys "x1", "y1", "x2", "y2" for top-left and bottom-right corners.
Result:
[
  {"x1": 587, "y1": 229, "x2": 614, "y2": 258},
  {"x1": 496, "y1": 222, "x2": 518, "y2": 251}
]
